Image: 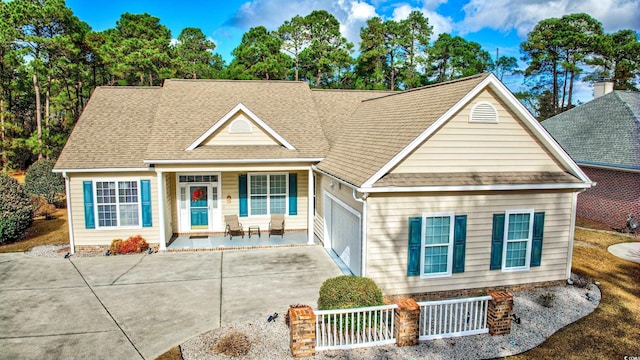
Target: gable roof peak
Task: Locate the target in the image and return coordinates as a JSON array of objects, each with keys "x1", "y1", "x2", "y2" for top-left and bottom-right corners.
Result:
[{"x1": 185, "y1": 102, "x2": 296, "y2": 151}]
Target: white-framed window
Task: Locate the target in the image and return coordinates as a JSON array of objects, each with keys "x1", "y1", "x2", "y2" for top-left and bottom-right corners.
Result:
[
  {"x1": 95, "y1": 180, "x2": 140, "y2": 228},
  {"x1": 502, "y1": 209, "x2": 534, "y2": 271},
  {"x1": 420, "y1": 212, "x2": 455, "y2": 278},
  {"x1": 248, "y1": 173, "x2": 287, "y2": 216}
]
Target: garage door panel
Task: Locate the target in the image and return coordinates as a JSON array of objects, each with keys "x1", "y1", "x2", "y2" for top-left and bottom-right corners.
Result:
[{"x1": 327, "y1": 196, "x2": 361, "y2": 276}]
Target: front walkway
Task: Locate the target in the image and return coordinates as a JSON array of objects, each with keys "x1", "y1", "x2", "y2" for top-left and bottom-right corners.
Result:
[
  {"x1": 0, "y1": 246, "x2": 342, "y2": 360},
  {"x1": 167, "y1": 230, "x2": 309, "y2": 250}
]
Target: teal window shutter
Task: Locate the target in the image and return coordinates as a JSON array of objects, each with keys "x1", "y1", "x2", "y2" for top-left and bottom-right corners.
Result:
[
  {"x1": 140, "y1": 180, "x2": 152, "y2": 227},
  {"x1": 490, "y1": 213, "x2": 505, "y2": 270},
  {"x1": 83, "y1": 181, "x2": 95, "y2": 229},
  {"x1": 531, "y1": 212, "x2": 545, "y2": 267},
  {"x1": 407, "y1": 217, "x2": 422, "y2": 276},
  {"x1": 288, "y1": 173, "x2": 297, "y2": 215},
  {"x1": 238, "y1": 174, "x2": 248, "y2": 217},
  {"x1": 452, "y1": 215, "x2": 467, "y2": 273}
]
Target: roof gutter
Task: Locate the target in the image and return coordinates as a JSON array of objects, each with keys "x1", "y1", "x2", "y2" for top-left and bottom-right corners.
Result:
[
  {"x1": 360, "y1": 182, "x2": 592, "y2": 193},
  {"x1": 53, "y1": 167, "x2": 152, "y2": 173},
  {"x1": 577, "y1": 161, "x2": 640, "y2": 173},
  {"x1": 146, "y1": 158, "x2": 323, "y2": 165},
  {"x1": 311, "y1": 165, "x2": 358, "y2": 190}
]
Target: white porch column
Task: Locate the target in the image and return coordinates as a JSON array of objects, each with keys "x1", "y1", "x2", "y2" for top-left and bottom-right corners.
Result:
[
  {"x1": 156, "y1": 170, "x2": 167, "y2": 251},
  {"x1": 308, "y1": 167, "x2": 314, "y2": 244}
]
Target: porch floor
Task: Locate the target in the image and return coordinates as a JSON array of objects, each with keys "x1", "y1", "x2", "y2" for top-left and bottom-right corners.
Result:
[{"x1": 167, "y1": 230, "x2": 309, "y2": 250}]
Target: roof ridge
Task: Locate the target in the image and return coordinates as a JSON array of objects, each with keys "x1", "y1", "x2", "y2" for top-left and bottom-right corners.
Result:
[
  {"x1": 362, "y1": 73, "x2": 488, "y2": 102},
  {"x1": 163, "y1": 79, "x2": 308, "y2": 85}
]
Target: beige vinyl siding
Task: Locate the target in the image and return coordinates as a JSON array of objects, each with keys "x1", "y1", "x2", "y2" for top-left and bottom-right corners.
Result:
[
  {"x1": 365, "y1": 190, "x2": 575, "y2": 295},
  {"x1": 313, "y1": 173, "x2": 363, "y2": 244},
  {"x1": 69, "y1": 172, "x2": 159, "y2": 246},
  {"x1": 203, "y1": 112, "x2": 279, "y2": 146},
  {"x1": 220, "y1": 170, "x2": 309, "y2": 231},
  {"x1": 392, "y1": 89, "x2": 563, "y2": 174}
]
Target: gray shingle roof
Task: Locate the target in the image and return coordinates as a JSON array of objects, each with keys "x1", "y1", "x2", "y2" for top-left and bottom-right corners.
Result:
[
  {"x1": 55, "y1": 87, "x2": 161, "y2": 170},
  {"x1": 542, "y1": 91, "x2": 640, "y2": 170}
]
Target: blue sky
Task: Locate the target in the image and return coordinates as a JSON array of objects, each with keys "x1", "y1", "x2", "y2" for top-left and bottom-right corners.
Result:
[{"x1": 67, "y1": 0, "x2": 639, "y2": 101}]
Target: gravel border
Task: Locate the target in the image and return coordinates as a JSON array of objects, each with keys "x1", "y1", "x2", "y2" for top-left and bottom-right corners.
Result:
[{"x1": 181, "y1": 277, "x2": 600, "y2": 360}]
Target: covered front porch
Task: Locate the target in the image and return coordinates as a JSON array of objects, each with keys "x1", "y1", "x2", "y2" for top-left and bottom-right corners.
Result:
[
  {"x1": 154, "y1": 164, "x2": 316, "y2": 251},
  {"x1": 167, "y1": 230, "x2": 310, "y2": 250}
]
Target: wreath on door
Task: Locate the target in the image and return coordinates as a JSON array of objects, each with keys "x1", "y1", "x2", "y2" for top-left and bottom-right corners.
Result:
[{"x1": 192, "y1": 188, "x2": 205, "y2": 202}]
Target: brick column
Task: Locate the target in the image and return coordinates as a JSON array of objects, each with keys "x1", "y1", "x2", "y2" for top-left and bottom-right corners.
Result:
[
  {"x1": 394, "y1": 298, "x2": 420, "y2": 347},
  {"x1": 289, "y1": 306, "x2": 316, "y2": 357},
  {"x1": 487, "y1": 291, "x2": 513, "y2": 335}
]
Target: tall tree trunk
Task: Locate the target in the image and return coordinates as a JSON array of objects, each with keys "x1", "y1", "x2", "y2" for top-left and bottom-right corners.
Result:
[
  {"x1": 294, "y1": 50, "x2": 299, "y2": 81},
  {"x1": 567, "y1": 67, "x2": 575, "y2": 109},
  {"x1": 560, "y1": 68, "x2": 568, "y2": 112},
  {"x1": 45, "y1": 73, "x2": 51, "y2": 160},
  {"x1": 551, "y1": 59, "x2": 558, "y2": 115},
  {"x1": 33, "y1": 72, "x2": 43, "y2": 160},
  {"x1": 1, "y1": 98, "x2": 6, "y2": 173},
  {"x1": 149, "y1": 73, "x2": 153, "y2": 87}
]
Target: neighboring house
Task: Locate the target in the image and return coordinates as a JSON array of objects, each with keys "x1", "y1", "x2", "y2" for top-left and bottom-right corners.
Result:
[
  {"x1": 542, "y1": 88, "x2": 640, "y2": 230},
  {"x1": 55, "y1": 73, "x2": 592, "y2": 298}
]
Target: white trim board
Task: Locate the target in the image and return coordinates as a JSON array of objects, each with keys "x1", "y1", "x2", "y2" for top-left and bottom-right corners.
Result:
[{"x1": 185, "y1": 103, "x2": 296, "y2": 151}]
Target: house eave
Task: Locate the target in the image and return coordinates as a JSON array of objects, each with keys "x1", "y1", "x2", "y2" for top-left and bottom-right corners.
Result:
[
  {"x1": 577, "y1": 161, "x2": 640, "y2": 173},
  {"x1": 145, "y1": 158, "x2": 323, "y2": 165},
  {"x1": 52, "y1": 167, "x2": 152, "y2": 173},
  {"x1": 360, "y1": 182, "x2": 592, "y2": 193}
]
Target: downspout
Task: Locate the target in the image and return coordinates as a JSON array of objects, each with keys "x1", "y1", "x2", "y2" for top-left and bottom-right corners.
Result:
[
  {"x1": 62, "y1": 172, "x2": 75, "y2": 254},
  {"x1": 353, "y1": 189, "x2": 369, "y2": 277},
  {"x1": 566, "y1": 188, "x2": 587, "y2": 280}
]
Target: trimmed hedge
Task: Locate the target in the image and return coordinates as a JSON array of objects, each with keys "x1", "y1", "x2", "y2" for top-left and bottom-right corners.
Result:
[
  {"x1": 318, "y1": 275, "x2": 384, "y2": 310},
  {"x1": 24, "y1": 159, "x2": 65, "y2": 205},
  {"x1": 0, "y1": 174, "x2": 34, "y2": 244}
]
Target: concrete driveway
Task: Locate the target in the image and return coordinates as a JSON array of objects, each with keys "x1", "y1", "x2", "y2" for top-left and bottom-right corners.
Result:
[{"x1": 0, "y1": 246, "x2": 342, "y2": 359}]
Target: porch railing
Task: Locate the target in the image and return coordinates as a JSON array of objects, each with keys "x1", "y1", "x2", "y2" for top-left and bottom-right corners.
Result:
[
  {"x1": 314, "y1": 304, "x2": 398, "y2": 350},
  {"x1": 418, "y1": 295, "x2": 492, "y2": 340}
]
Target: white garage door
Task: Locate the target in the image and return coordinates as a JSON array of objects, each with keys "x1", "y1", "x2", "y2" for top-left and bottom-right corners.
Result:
[{"x1": 327, "y1": 195, "x2": 362, "y2": 276}]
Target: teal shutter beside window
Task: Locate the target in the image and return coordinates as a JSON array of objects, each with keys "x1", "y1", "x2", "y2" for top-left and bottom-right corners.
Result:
[
  {"x1": 452, "y1": 215, "x2": 467, "y2": 273},
  {"x1": 238, "y1": 174, "x2": 248, "y2": 217},
  {"x1": 83, "y1": 181, "x2": 95, "y2": 229},
  {"x1": 407, "y1": 217, "x2": 422, "y2": 276},
  {"x1": 288, "y1": 173, "x2": 297, "y2": 215},
  {"x1": 531, "y1": 212, "x2": 545, "y2": 267},
  {"x1": 490, "y1": 213, "x2": 505, "y2": 270},
  {"x1": 140, "y1": 180, "x2": 152, "y2": 227}
]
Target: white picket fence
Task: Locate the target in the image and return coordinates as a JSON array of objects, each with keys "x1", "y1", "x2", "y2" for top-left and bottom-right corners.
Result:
[
  {"x1": 314, "y1": 304, "x2": 398, "y2": 350},
  {"x1": 418, "y1": 295, "x2": 492, "y2": 340}
]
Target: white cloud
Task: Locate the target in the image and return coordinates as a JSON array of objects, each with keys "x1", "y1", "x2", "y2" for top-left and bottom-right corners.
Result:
[
  {"x1": 224, "y1": 0, "x2": 379, "y2": 49},
  {"x1": 458, "y1": 0, "x2": 640, "y2": 37},
  {"x1": 391, "y1": 3, "x2": 453, "y2": 37}
]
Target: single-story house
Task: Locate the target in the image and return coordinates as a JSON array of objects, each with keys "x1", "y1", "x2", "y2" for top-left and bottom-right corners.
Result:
[
  {"x1": 55, "y1": 73, "x2": 592, "y2": 297},
  {"x1": 542, "y1": 86, "x2": 639, "y2": 230}
]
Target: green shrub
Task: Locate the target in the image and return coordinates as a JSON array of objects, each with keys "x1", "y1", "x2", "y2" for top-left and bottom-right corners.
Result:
[
  {"x1": 24, "y1": 159, "x2": 65, "y2": 205},
  {"x1": 0, "y1": 174, "x2": 34, "y2": 244},
  {"x1": 318, "y1": 275, "x2": 384, "y2": 310}
]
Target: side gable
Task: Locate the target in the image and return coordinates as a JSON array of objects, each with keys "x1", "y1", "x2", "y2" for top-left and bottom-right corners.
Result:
[
  {"x1": 359, "y1": 73, "x2": 592, "y2": 189},
  {"x1": 186, "y1": 103, "x2": 295, "y2": 151},
  {"x1": 391, "y1": 88, "x2": 563, "y2": 174}
]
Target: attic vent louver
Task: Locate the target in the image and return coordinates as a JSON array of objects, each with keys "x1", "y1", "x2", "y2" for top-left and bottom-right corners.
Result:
[
  {"x1": 470, "y1": 101, "x2": 498, "y2": 123},
  {"x1": 229, "y1": 118, "x2": 252, "y2": 133}
]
